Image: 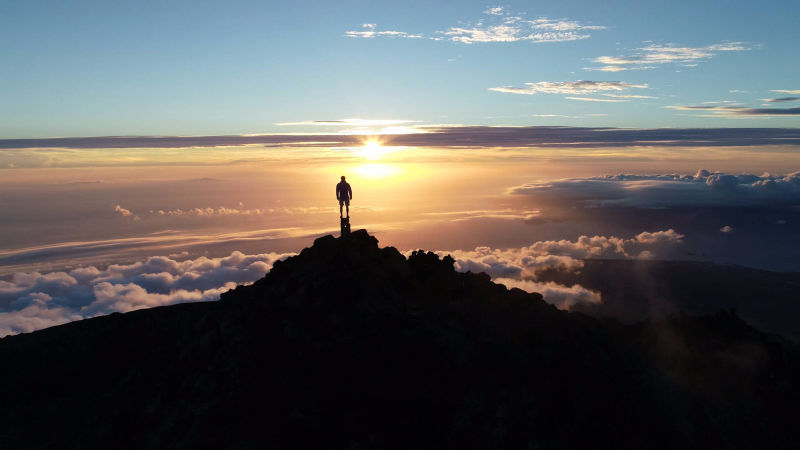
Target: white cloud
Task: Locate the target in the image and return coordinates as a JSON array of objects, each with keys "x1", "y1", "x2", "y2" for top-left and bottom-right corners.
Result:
[
  {"x1": 495, "y1": 278, "x2": 601, "y2": 309},
  {"x1": 602, "y1": 93, "x2": 657, "y2": 99},
  {"x1": 345, "y1": 23, "x2": 423, "y2": 39},
  {"x1": 763, "y1": 97, "x2": 800, "y2": 103},
  {"x1": 490, "y1": 80, "x2": 647, "y2": 95},
  {"x1": 348, "y1": 9, "x2": 604, "y2": 44},
  {"x1": 1, "y1": 227, "x2": 688, "y2": 334},
  {"x1": 422, "y1": 209, "x2": 541, "y2": 222},
  {"x1": 149, "y1": 206, "x2": 266, "y2": 216},
  {"x1": 114, "y1": 205, "x2": 139, "y2": 220},
  {"x1": 720, "y1": 225, "x2": 734, "y2": 233},
  {"x1": 771, "y1": 89, "x2": 800, "y2": 95},
  {"x1": 112, "y1": 205, "x2": 339, "y2": 219},
  {"x1": 275, "y1": 118, "x2": 417, "y2": 127},
  {"x1": 665, "y1": 104, "x2": 800, "y2": 117},
  {"x1": 511, "y1": 170, "x2": 800, "y2": 208},
  {"x1": 436, "y1": 229, "x2": 683, "y2": 309},
  {"x1": 565, "y1": 96, "x2": 627, "y2": 102},
  {"x1": 585, "y1": 41, "x2": 748, "y2": 72},
  {"x1": 0, "y1": 250, "x2": 294, "y2": 337},
  {"x1": 584, "y1": 65, "x2": 655, "y2": 72},
  {"x1": 440, "y1": 15, "x2": 604, "y2": 44}
]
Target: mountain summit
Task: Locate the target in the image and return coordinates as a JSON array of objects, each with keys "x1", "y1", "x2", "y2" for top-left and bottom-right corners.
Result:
[{"x1": 1, "y1": 230, "x2": 798, "y2": 449}]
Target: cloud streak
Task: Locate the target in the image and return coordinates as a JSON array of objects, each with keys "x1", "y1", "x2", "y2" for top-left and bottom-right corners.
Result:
[
  {"x1": 439, "y1": 16, "x2": 604, "y2": 44},
  {"x1": 489, "y1": 80, "x2": 647, "y2": 95},
  {"x1": 763, "y1": 97, "x2": 800, "y2": 103},
  {"x1": 565, "y1": 96, "x2": 627, "y2": 103},
  {"x1": 585, "y1": 42, "x2": 748, "y2": 72},
  {"x1": 345, "y1": 23, "x2": 423, "y2": 39},
  {"x1": 346, "y1": 9, "x2": 604, "y2": 45},
  {"x1": 666, "y1": 105, "x2": 800, "y2": 117},
  {"x1": 3, "y1": 127, "x2": 800, "y2": 152},
  {"x1": 510, "y1": 169, "x2": 800, "y2": 208}
]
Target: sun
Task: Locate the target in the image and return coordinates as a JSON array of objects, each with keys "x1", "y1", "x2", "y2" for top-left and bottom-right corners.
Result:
[{"x1": 360, "y1": 140, "x2": 383, "y2": 160}]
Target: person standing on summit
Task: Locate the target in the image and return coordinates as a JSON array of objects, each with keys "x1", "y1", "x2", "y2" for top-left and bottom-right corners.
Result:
[{"x1": 336, "y1": 176, "x2": 352, "y2": 218}]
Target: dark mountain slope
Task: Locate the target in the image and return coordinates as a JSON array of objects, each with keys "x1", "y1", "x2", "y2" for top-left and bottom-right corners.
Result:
[
  {"x1": 536, "y1": 259, "x2": 800, "y2": 340},
  {"x1": 1, "y1": 230, "x2": 798, "y2": 449}
]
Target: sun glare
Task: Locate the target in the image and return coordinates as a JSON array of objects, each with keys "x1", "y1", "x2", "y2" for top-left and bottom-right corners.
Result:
[
  {"x1": 360, "y1": 140, "x2": 383, "y2": 161},
  {"x1": 353, "y1": 163, "x2": 401, "y2": 179}
]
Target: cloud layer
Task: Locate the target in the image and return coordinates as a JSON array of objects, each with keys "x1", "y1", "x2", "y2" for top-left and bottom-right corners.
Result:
[
  {"x1": 4, "y1": 126, "x2": 800, "y2": 153},
  {"x1": 345, "y1": 24, "x2": 423, "y2": 39},
  {"x1": 585, "y1": 42, "x2": 748, "y2": 72},
  {"x1": 0, "y1": 251, "x2": 293, "y2": 336},
  {"x1": 439, "y1": 16, "x2": 604, "y2": 44},
  {"x1": 490, "y1": 80, "x2": 647, "y2": 96},
  {"x1": 438, "y1": 229, "x2": 684, "y2": 309},
  {"x1": 511, "y1": 169, "x2": 800, "y2": 208},
  {"x1": 345, "y1": 8, "x2": 604, "y2": 44},
  {"x1": 1, "y1": 228, "x2": 686, "y2": 336},
  {"x1": 667, "y1": 105, "x2": 800, "y2": 117}
]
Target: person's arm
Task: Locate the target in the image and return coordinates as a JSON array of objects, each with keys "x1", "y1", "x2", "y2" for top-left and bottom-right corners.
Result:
[
  {"x1": 335, "y1": 184, "x2": 339, "y2": 199},
  {"x1": 348, "y1": 184, "x2": 352, "y2": 199}
]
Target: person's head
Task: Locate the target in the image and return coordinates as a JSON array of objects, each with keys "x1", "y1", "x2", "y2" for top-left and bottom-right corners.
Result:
[{"x1": 341, "y1": 176, "x2": 346, "y2": 181}]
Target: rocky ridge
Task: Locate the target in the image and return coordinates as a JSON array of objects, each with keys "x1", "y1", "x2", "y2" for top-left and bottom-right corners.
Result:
[{"x1": 1, "y1": 230, "x2": 798, "y2": 449}]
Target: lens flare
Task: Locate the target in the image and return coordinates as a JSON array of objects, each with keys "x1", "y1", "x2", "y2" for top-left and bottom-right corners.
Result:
[{"x1": 360, "y1": 140, "x2": 383, "y2": 160}]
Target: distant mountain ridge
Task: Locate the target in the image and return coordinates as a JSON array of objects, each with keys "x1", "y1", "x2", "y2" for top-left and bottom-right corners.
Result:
[
  {"x1": 536, "y1": 259, "x2": 800, "y2": 341},
  {"x1": 1, "y1": 230, "x2": 798, "y2": 449}
]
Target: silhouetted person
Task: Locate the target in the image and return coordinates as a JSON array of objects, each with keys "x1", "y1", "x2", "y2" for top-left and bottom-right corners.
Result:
[{"x1": 336, "y1": 176, "x2": 352, "y2": 218}]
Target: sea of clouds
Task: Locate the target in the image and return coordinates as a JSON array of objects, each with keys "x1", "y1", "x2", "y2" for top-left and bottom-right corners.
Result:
[
  {"x1": 511, "y1": 169, "x2": 800, "y2": 208},
  {"x1": 0, "y1": 230, "x2": 685, "y2": 336}
]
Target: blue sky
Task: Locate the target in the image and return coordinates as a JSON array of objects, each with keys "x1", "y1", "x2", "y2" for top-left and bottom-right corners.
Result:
[{"x1": 1, "y1": 0, "x2": 798, "y2": 138}]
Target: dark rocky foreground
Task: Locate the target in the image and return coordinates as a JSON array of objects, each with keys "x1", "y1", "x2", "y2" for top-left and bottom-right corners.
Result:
[{"x1": 1, "y1": 230, "x2": 798, "y2": 449}]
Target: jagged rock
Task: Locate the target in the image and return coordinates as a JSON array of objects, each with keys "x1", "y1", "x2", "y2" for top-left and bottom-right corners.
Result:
[{"x1": 0, "y1": 230, "x2": 798, "y2": 449}]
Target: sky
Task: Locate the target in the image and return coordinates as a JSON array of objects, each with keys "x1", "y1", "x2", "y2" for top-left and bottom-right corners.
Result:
[
  {"x1": 1, "y1": 1, "x2": 799, "y2": 336},
  {"x1": 1, "y1": 0, "x2": 799, "y2": 137}
]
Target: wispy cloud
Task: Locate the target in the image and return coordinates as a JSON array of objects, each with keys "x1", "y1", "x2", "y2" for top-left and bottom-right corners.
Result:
[
  {"x1": 771, "y1": 89, "x2": 800, "y2": 95},
  {"x1": 4, "y1": 127, "x2": 800, "y2": 151},
  {"x1": 510, "y1": 169, "x2": 800, "y2": 208},
  {"x1": 345, "y1": 23, "x2": 423, "y2": 39},
  {"x1": 490, "y1": 80, "x2": 647, "y2": 95},
  {"x1": 484, "y1": 6, "x2": 505, "y2": 15},
  {"x1": 585, "y1": 42, "x2": 749, "y2": 72},
  {"x1": 440, "y1": 229, "x2": 683, "y2": 309},
  {"x1": 114, "y1": 205, "x2": 139, "y2": 221},
  {"x1": 439, "y1": 15, "x2": 605, "y2": 44},
  {"x1": 666, "y1": 104, "x2": 800, "y2": 117},
  {"x1": 565, "y1": 96, "x2": 627, "y2": 102},
  {"x1": 763, "y1": 97, "x2": 800, "y2": 103},
  {"x1": 347, "y1": 9, "x2": 604, "y2": 45},
  {"x1": 275, "y1": 118, "x2": 418, "y2": 127},
  {"x1": 602, "y1": 93, "x2": 656, "y2": 99}
]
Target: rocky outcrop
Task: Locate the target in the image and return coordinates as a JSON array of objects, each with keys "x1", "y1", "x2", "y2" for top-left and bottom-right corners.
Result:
[{"x1": 1, "y1": 230, "x2": 798, "y2": 449}]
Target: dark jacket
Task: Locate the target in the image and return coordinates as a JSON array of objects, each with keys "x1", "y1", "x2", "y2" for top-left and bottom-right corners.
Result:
[{"x1": 336, "y1": 181, "x2": 352, "y2": 200}]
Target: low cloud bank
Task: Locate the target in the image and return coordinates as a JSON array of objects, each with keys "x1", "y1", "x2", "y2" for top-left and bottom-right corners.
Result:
[
  {"x1": 0, "y1": 251, "x2": 293, "y2": 336},
  {"x1": 511, "y1": 169, "x2": 800, "y2": 208},
  {"x1": 3, "y1": 127, "x2": 799, "y2": 151},
  {"x1": 437, "y1": 229, "x2": 683, "y2": 309},
  {"x1": 1, "y1": 230, "x2": 683, "y2": 336}
]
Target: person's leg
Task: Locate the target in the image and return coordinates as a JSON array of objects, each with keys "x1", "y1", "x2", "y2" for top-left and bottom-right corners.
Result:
[
  {"x1": 346, "y1": 199, "x2": 350, "y2": 217},
  {"x1": 339, "y1": 201, "x2": 343, "y2": 217}
]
